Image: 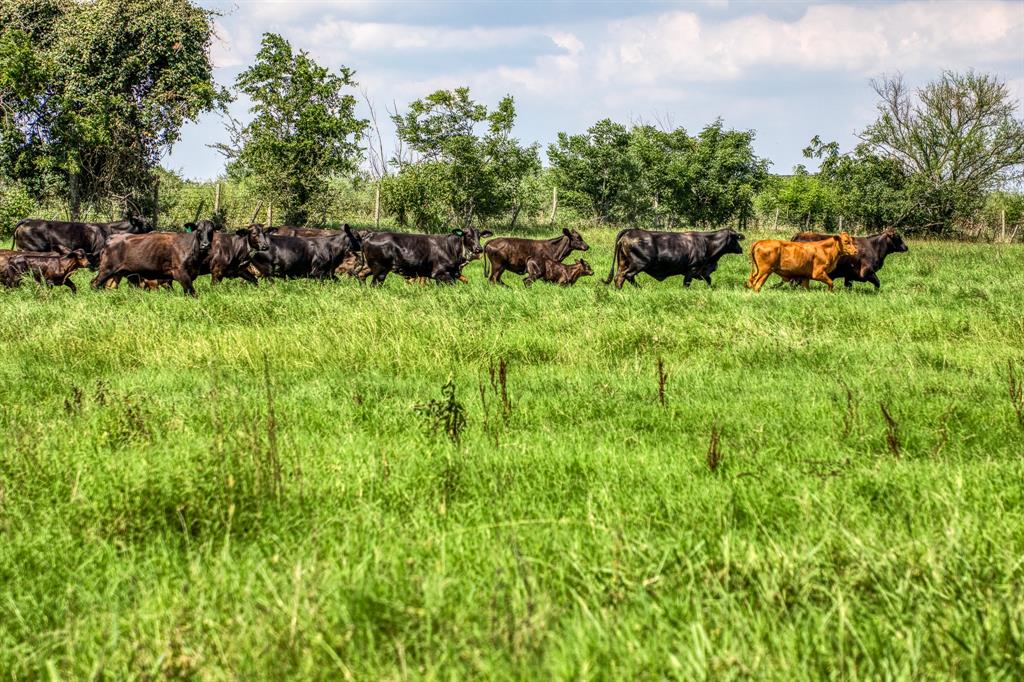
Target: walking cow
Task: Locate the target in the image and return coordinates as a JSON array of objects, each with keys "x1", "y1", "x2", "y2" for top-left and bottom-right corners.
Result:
[
  {"x1": 91, "y1": 220, "x2": 216, "y2": 297},
  {"x1": 359, "y1": 228, "x2": 492, "y2": 285},
  {"x1": 789, "y1": 228, "x2": 908, "y2": 289},
  {"x1": 483, "y1": 228, "x2": 589, "y2": 286},
  {"x1": 604, "y1": 228, "x2": 745, "y2": 289},
  {"x1": 745, "y1": 232, "x2": 858, "y2": 292},
  {"x1": 13, "y1": 216, "x2": 152, "y2": 268}
]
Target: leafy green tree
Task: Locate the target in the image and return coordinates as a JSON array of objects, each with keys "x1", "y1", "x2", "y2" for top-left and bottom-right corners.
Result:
[
  {"x1": 664, "y1": 120, "x2": 770, "y2": 228},
  {"x1": 217, "y1": 33, "x2": 366, "y2": 226},
  {"x1": 755, "y1": 166, "x2": 840, "y2": 230},
  {"x1": 547, "y1": 119, "x2": 634, "y2": 223},
  {"x1": 0, "y1": 0, "x2": 222, "y2": 218},
  {"x1": 385, "y1": 88, "x2": 539, "y2": 230},
  {"x1": 804, "y1": 136, "x2": 915, "y2": 230},
  {"x1": 858, "y1": 71, "x2": 1024, "y2": 233}
]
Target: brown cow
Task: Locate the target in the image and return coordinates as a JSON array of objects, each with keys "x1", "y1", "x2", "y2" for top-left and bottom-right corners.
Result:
[
  {"x1": 523, "y1": 258, "x2": 594, "y2": 287},
  {"x1": 91, "y1": 221, "x2": 215, "y2": 297},
  {"x1": 2, "y1": 250, "x2": 92, "y2": 293},
  {"x1": 484, "y1": 228, "x2": 589, "y2": 285},
  {"x1": 745, "y1": 233, "x2": 858, "y2": 292}
]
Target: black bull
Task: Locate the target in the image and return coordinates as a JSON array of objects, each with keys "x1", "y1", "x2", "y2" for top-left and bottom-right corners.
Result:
[
  {"x1": 12, "y1": 217, "x2": 153, "y2": 267},
  {"x1": 604, "y1": 228, "x2": 745, "y2": 289}
]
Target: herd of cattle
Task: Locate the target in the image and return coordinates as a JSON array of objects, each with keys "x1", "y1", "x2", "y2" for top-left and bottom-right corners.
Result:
[{"x1": 0, "y1": 216, "x2": 910, "y2": 296}]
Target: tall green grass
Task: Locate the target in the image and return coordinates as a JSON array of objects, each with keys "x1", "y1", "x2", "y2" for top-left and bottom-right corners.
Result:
[{"x1": 1, "y1": 232, "x2": 1022, "y2": 679}]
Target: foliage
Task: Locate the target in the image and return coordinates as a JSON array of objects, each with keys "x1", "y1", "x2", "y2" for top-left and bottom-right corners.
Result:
[
  {"x1": 386, "y1": 88, "x2": 540, "y2": 231},
  {"x1": 549, "y1": 118, "x2": 768, "y2": 227},
  {"x1": 754, "y1": 165, "x2": 841, "y2": 230},
  {"x1": 1, "y1": 234, "x2": 1023, "y2": 677},
  {"x1": 858, "y1": 71, "x2": 1024, "y2": 233},
  {"x1": 0, "y1": 0, "x2": 223, "y2": 218},
  {"x1": 216, "y1": 33, "x2": 366, "y2": 226}
]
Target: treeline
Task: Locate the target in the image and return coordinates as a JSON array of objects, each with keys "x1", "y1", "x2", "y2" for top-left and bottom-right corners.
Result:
[{"x1": 1, "y1": 1, "x2": 1022, "y2": 239}]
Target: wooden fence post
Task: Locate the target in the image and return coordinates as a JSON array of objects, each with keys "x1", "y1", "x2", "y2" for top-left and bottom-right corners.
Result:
[
  {"x1": 374, "y1": 183, "x2": 381, "y2": 229},
  {"x1": 266, "y1": 201, "x2": 273, "y2": 227},
  {"x1": 214, "y1": 182, "x2": 221, "y2": 214},
  {"x1": 1001, "y1": 208, "x2": 1006, "y2": 242}
]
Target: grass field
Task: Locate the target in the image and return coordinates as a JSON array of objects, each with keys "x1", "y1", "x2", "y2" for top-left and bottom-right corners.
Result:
[{"x1": 1, "y1": 230, "x2": 1023, "y2": 679}]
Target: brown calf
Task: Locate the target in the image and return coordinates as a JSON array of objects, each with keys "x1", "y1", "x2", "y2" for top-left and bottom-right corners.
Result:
[
  {"x1": 523, "y1": 258, "x2": 594, "y2": 287},
  {"x1": 745, "y1": 233, "x2": 858, "y2": 292},
  {"x1": 2, "y1": 250, "x2": 92, "y2": 293}
]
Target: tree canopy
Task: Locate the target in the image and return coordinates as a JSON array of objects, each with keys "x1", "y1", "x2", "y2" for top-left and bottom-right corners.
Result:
[
  {"x1": 215, "y1": 32, "x2": 366, "y2": 226},
  {"x1": 858, "y1": 71, "x2": 1024, "y2": 232},
  {"x1": 381, "y1": 88, "x2": 540, "y2": 230},
  {"x1": 0, "y1": 0, "x2": 222, "y2": 219}
]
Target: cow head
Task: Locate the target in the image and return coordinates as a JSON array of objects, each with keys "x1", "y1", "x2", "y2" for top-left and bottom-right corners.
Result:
[
  {"x1": 882, "y1": 228, "x2": 908, "y2": 253},
  {"x1": 128, "y1": 215, "x2": 153, "y2": 233},
  {"x1": 724, "y1": 229, "x2": 745, "y2": 255},
  {"x1": 563, "y1": 228, "x2": 590, "y2": 252},
  {"x1": 66, "y1": 249, "x2": 91, "y2": 270},
  {"x1": 452, "y1": 227, "x2": 490, "y2": 260},
  {"x1": 192, "y1": 220, "x2": 215, "y2": 253},
  {"x1": 238, "y1": 224, "x2": 270, "y2": 253},
  {"x1": 576, "y1": 259, "x2": 594, "y2": 277},
  {"x1": 838, "y1": 232, "x2": 858, "y2": 256},
  {"x1": 343, "y1": 224, "x2": 362, "y2": 252}
]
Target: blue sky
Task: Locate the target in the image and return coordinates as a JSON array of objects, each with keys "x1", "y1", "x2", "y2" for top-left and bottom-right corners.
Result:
[{"x1": 165, "y1": 0, "x2": 1024, "y2": 180}]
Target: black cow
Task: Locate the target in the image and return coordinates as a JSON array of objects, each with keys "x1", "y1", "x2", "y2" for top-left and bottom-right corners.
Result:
[
  {"x1": 789, "y1": 229, "x2": 908, "y2": 289},
  {"x1": 12, "y1": 216, "x2": 152, "y2": 267},
  {"x1": 250, "y1": 226, "x2": 361, "y2": 280},
  {"x1": 202, "y1": 224, "x2": 271, "y2": 284},
  {"x1": 604, "y1": 228, "x2": 745, "y2": 289},
  {"x1": 359, "y1": 228, "x2": 492, "y2": 286},
  {"x1": 483, "y1": 228, "x2": 589, "y2": 285}
]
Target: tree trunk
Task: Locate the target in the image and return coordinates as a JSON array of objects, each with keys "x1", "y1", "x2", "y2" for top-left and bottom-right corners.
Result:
[
  {"x1": 548, "y1": 187, "x2": 558, "y2": 225},
  {"x1": 509, "y1": 202, "x2": 522, "y2": 231},
  {"x1": 69, "y1": 173, "x2": 82, "y2": 221}
]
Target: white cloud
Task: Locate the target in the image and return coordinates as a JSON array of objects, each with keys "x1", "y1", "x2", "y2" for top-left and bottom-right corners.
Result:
[{"x1": 596, "y1": 1, "x2": 1024, "y2": 85}]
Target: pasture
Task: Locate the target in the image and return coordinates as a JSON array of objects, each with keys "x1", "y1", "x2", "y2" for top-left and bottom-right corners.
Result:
[{"x1": 1, "y1": 230, "x2": 1022, "y2": 679}]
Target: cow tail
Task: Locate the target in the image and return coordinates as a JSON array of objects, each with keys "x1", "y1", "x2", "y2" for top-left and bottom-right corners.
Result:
[
  {"x1": 11, "y1": 219, "x2": 27, "y2": 248},
  {"x1": 603, "y1": 229, "x2": 629, "y2": 285}
]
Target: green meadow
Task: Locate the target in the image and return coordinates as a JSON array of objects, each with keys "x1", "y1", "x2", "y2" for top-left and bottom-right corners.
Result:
[{"x1": 1, "y1": 230, "x2": 1022, "y2": 679}]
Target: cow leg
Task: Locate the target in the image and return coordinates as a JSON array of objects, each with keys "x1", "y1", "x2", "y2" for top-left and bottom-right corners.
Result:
[
  {"x1": 683, "y1": 275, "x2": 693, "y2": 287},
  {"x1": 63, "y1": 278, "x2": 77, "y2": 294},
  {"x1": 490, "y1": 264, "x2": 507, "y2": 286},
  {"x1": 91, "y1": 269, "x2": 115, "y2": 290},
  {"x1": 816, "y1": 273, "x2": 835, "y2": 291},
  {"x1": 866, "y1": 272, "x2": 881, "y2": 289},
  {"x1": 751, "y1": 270, "x2": 772, "y2": 292},
  {"x1": 627, "y1": 275, "x2": 640, "y2": 288},
  {"x1": 176, "y1": 273, "x2": 197, "y2": 297},
  {"x1": 457, "y1": 275, "x2": 469, "y2": 284}
]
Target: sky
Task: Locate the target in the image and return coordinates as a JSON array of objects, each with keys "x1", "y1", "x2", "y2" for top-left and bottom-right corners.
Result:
[{"x1": 165, "y1": 0, "x2": 1024, "y2": 180}]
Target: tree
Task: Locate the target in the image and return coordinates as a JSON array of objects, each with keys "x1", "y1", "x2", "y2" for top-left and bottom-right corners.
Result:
[
  {"x1": 858, "y1": 71, "x2": 1024, "y2": 233},
  {"x1": 804, "y1": 136, "x2": 915, "y2": 230},
  {"x1": 664, "y1": 120, "x2": 770, "y2": 229},
  {"x1": 217, "y1": 33, "x2": 366, "y2": 226},
  {"x1": 547, "y1": 119, "x2": 634, "y2": 223},
  {"x1": 0, "y1": 0, "x2": 222, "y2": 219},
  {"x1": 384, "y1": 88, "x2": 539, "y2": 230},
  {"x1": 754, "y1": 165, "x2": 840, "y2": 230}
]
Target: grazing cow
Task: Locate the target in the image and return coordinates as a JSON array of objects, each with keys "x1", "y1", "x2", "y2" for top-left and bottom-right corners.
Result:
[
  {"x1": 523, "y1": 258, "x2": 594, "y2": 287},
  {"x1": 789, "y1": 228, "x2": 908, "y2": 289},
  {"x1": 483, "y1": 228, "x2": 589, "y2": 285},
  {"x1": 202, "y1": 224, "x2": 271, "y2": 284},
  {"x1": 745, "y1": 232, "x2": 858, "y2": 292},
  {"x1": 604, "y1": 228, "x2": 745, "y2": 289},
  {"x1": 359, "y1": 228, "x2": 492, "y2": 286},
  {"x1": 2, "y1": 250, "x2": 91, "y2": 293},
  {"x1": 249, "y1": 226, "x2": 361, "y2": 280},
  {"x1": 13, "y1": 216, "x2": 152, "y2": 267},
  {"x1": 91, "y1": 220, "x2": 216, "y2": 297}
]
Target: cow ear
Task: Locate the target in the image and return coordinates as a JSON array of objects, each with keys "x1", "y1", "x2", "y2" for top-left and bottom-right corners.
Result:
[
  {"x1": 235, "y1": 228, "x2": 248, "y2": 236},
  {"x1": 452, "y1": 229, "x2": 465, "y2": 237},
  {"x1": 184, "y1": 222, "x2": 196, "y2": 233},
  {"x1": 562, "y1": 228, "x2": 571, "y2": 237}
]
